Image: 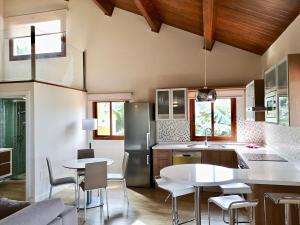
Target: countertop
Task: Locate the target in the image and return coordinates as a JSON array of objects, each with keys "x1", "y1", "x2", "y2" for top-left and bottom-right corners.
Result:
[
  {"x1": 153, "y1": 143, "x2": 300, "y2": 186},
  {"x1": 0, "y1": 148, "x2": 12, "y2": 153}
]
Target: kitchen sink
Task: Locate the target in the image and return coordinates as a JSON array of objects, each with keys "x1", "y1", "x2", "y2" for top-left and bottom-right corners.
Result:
[{"x1": 187, "y1": 144, "x2": 226, "y2": 149}]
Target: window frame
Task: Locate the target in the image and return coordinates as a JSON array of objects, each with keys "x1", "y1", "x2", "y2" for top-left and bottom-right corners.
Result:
[
  {"x1": 93, "y1": 101, "x2": 125, "y2": 140},
  {"x1": 190, "y1": 98, "x2": 237, "y2": 142},
  {"x1": 9, "y1": 32, "x2": 66, "y2": 61}
]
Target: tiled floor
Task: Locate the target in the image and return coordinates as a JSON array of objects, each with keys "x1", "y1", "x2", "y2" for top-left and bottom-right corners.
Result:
[{"x1": 54, "y1": 182, "x2": 249, "y2": 225}]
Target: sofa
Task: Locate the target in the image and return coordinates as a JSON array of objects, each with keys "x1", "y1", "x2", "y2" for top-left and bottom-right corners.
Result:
[{"x1": 0, "y1": 198, "x2": 77, "y2": 225}]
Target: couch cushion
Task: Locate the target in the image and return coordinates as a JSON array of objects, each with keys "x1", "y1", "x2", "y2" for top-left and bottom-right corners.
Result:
[
  {"x1": 0, "y1": 198, "x2": 65, "y2": 225},
  {"x1": 48, "y1": 217, "x2": 62, "y2": 225},
  {"x1": 0, "y1": 198, "x2": 30, "y2": 220},
  {"x1": 59, "y1": 206, "x2": 78, "y2": 225}
]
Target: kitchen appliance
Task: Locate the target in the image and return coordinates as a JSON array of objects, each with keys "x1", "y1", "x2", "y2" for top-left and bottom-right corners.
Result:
[
  {"x1": 265, "y1": 90, "x2": 278, "y2": 123},
  {"x1": 124, "y1": 102, "x2": 156, "y2": 187},
  {"x1": 173, "y1": 151, "x2": 202, "y2": 164}
]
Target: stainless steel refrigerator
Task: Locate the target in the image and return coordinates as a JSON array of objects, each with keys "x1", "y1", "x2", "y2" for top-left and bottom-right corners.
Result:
[{"x1": 124, "y1": 102, "x2": 156, "y2": 187}]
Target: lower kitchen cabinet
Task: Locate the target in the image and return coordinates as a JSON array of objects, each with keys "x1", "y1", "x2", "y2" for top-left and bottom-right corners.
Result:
[
  {"x1": 201, "y1": 150, "x2": 238, "y2": 168},
  {"x1": 152, "y1": 149, "x2": 172, "y2": 181}
]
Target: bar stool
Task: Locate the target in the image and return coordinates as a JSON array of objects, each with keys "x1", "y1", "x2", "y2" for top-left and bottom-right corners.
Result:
[
  {"x1": 264, "y1": 193, "x2": 300, "y2": 225},
  {"x1": 220, "y1": 183, "x2": 252, "y2": 223},
  {"x1": 155, "y1": 177, "x2": 195, "y2": 225},
  {"x1": 208, "y1": 195, "x2": 258, "y2": 225},
  {"x1": 220, "y1": 183, "x2": 252, "y2": 195}
]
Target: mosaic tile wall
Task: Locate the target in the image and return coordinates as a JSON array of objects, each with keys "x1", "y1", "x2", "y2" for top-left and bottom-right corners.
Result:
[
  {"x1": 156, "y1": 120, "x2": 190, "y2": 143},
  {"x1": 265, "y1": 123, "x2": 300, "y2": 161},
  {"x1": 156, "y1": 119, "x2": 265, "y2": 143}
]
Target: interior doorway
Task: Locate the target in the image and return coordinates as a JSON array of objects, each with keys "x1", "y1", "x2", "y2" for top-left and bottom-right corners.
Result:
[{"x1": 0, "y1": 97, "x2": 26, "y2": 200}]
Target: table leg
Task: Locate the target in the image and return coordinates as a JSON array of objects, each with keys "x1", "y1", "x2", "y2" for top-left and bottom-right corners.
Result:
[
  {"x1": 194, "y1": 186, "x2": 201, "y2": 225},
  {"x1": 87, "y1": 191, "x2": 92, "y2": 205}
]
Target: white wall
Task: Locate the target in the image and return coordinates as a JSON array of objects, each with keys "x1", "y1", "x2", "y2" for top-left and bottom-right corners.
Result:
[
  {"x1": 33, "y1": 82, "x2": 87, "y2": 200},
  {"x1": 261, "y1": 15, "x2": 300, "y2": 161}
]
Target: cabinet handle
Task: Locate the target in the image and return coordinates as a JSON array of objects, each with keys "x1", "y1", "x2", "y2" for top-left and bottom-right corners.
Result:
[{"x1": 146, "y1": 133, "x2": 150, "y2": 150}]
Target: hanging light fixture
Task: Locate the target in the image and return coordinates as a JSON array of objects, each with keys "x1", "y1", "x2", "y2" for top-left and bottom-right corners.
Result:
[{"x1": 196, "y1": 38, "x2": 217, "y2": 102}]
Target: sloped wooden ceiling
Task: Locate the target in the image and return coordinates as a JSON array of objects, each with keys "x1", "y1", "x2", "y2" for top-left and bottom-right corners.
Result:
[{"x1": 93, "y1": 0, "x2": 300, "y2": 55}]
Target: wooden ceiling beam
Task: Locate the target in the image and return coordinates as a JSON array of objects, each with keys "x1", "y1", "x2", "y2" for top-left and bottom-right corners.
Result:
[
  {"x1": 134, "y1": 0, "x2": 162, "y2": 33},
  {"x1": 203, "y1": 0, "x2": 216, "y2": 50},
  {"x1": 93, "y1": 0, "x2": 114, "y2": 16}
]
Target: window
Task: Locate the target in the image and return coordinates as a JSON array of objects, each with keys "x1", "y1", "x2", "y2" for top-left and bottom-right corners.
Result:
[
  {"x1": 190, "y1": 98, "x2": 237, "y2": 141},
  {"x1": 93, "y1": 101, "x2": 125, "y2": 140},
  {"x1": 9, "y1": 20, "x2": 66, "y2": 61}
]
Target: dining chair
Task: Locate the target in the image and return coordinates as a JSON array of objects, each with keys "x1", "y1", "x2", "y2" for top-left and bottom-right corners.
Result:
[
  {"x1": 77, "y1": 149, "x2": 95, "y2": 177},
  {"x1": 46, "y1": 157, "x2": 77, "y2": 202},
  {"x1": 155, "y1": 177, "x2": 195, "y2": 225},
  {"x1": 264, "y1": 192, "x2": 300, "y2": 225},
  {"x1": 208, "y1": 195, "x2": 258, "y2": 225},
  {"x1": 79, "y1": 161, "x2": 109, "y2": 221},
  {"x1": 107, "y1": 152, "x2": 130, "y2": 204}
]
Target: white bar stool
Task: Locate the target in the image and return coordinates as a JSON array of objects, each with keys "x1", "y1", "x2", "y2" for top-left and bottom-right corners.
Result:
[
  {"x1": 220, "y1": 183, "x2": 252, "y2": 195},
  {"x1": 264, "y1": 193, "x2": 300, "y2": 225},
  {"x1": 208, "y1": 195, "x2": 258, "y2": 225},
  {"x1": 155, "y1": 177, "x2": 195, "y2": 225}
]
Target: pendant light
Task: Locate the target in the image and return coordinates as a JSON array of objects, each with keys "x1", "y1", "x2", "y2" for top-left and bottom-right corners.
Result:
[{"x1": 196, "y1": 38, "x2": 217, "y2": 102}]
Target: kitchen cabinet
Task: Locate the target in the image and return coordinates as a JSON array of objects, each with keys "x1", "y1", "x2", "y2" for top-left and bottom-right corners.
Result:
[
  {"x1": 152, "y1": 149, "x2": 172, "y2": 181},
  {"x1": 0, "y1": 149, "x2": 12, "y2": 179},
  {"x1": 264, "y1": 54, "x2": 300, "y2": 126},
  {"x1": 245, "y1": 80, "x2": 265, "y2": 121},
  {"x1": 156, "y1": 88, "x2": 187, "y2": 120},
  {"x1": 201, "y1": 150, "x2": 238, "y2": 168}
]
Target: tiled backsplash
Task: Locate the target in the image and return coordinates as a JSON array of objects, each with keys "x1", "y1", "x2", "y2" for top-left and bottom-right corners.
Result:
[
  {"x1": 156, "y1": 120, "x2": 190, "y2": 143},
  {"x1": 265, "y1": 123, "x2": 300, "y2": 161},
  {"x1": 156, "y1": 119, "x2": 265, "y2": 143}
]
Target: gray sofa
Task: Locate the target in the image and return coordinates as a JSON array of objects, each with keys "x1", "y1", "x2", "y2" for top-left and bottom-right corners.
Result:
[{"x1": 0, "y1": 198, "x2": 77, "y2": 225}]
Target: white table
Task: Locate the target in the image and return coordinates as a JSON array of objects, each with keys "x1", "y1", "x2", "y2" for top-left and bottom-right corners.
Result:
[
  {"x1": 160, "y1": 164, "x2": 236, "y2": 225},
  {"x1": 63, "y1": 158, "x2": 114, "y2": 209}
]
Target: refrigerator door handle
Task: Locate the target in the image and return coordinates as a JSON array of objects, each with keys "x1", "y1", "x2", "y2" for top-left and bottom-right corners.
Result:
[
  {"x1": 146, "y1": 132, "x2": 150, "y2": 150},
  {"x1": 146, "y1": 155, "x2": 150, "y2": 165}
]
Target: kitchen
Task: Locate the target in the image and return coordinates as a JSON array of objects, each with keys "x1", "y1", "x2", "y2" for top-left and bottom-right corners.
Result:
[{"x1": 1, "y1": 1, "x2": 300, "y2": 225}]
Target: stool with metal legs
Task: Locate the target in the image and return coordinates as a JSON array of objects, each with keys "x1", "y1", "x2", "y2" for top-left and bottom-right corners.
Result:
[
  {"x1": 208, "y1": 195, "x2": 258, "y2": 225},
  {"x1": 264, "y1": 193, "x2": 300, "y2": 225},
  {"x1": 219, "y1": 183, "x2": 253, "y2": 224},
  {"x1": 155, "y1": 177, "x2": 195, "y2": 225}
]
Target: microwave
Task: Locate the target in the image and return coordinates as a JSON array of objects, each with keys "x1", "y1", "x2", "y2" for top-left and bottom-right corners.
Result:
[{"x1": 265, "y1": 91, "x2": 278, "y2": 123}]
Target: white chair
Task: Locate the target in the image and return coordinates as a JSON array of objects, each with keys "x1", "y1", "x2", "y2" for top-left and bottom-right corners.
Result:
[
  {"x1": 107, "y1": 152, "x2": 130, "y2": 204},
  {"x1": 208, "y1": 195, "x2": 258, "y2": 225},
  {"x1": 264, "y1": 192, "x2": 300, "y2": 225},
  {"x1": 79, "y1": 161, "x2": 109, "y2": 221},
  {"x1": 155, "y1": 177, "x2": 195, "y2": 225},
  {"x1": 220, "y1": 183, "x2": 252, "y2": 195}
]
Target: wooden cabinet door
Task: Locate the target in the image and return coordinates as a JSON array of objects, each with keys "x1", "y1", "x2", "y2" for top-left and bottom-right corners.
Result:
[
  {"x1": 201, "y1": 150, "x2": 238, "y2": 168},
  {"x1": 152, "y1": 150, "x2": 172, "y2": 180}
]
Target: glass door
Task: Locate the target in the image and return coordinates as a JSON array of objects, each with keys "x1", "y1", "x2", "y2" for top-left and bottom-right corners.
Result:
[
  {"x1": 156, "y1": 89, "x2": 171, "y2": 120},
  {"x1": 277, "y1": 58, "x2": 289, "y2": 126},
  {"x1": 172, "y1": 89, "x2": 187, "y2": 120}
]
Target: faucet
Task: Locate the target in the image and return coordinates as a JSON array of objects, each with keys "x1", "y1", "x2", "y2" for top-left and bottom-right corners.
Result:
[{"x1": 204, "y1": 127, "x2": 212, "y2": 147}]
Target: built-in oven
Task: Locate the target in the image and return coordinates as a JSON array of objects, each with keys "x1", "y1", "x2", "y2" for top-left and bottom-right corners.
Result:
[{"x1": 265, "y1": 90, "x2": 278, "y2": 123}]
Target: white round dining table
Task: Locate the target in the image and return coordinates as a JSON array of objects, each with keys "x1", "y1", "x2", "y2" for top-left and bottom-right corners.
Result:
[
  {"x1": 160, "y1": 164, "x2": 237, "y2": 225},
  {"x1": 63, "y1": 158, "x2": 114, "y2": 169},
  {"x1": 63, "y1": 157, "x2": 114, "y2": 209}
]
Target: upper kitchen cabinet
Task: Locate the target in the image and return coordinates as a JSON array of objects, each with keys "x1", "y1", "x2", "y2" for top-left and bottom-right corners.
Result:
[
  {"x1": 156, "y1": 88, "x2": 187, "y2": 120},
  {"x1": 264, "y1": 54, "x2": 300, "y2": 126},
  {"x1": 245, "y1": 80, "x2": 265, "y2": 121}
]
